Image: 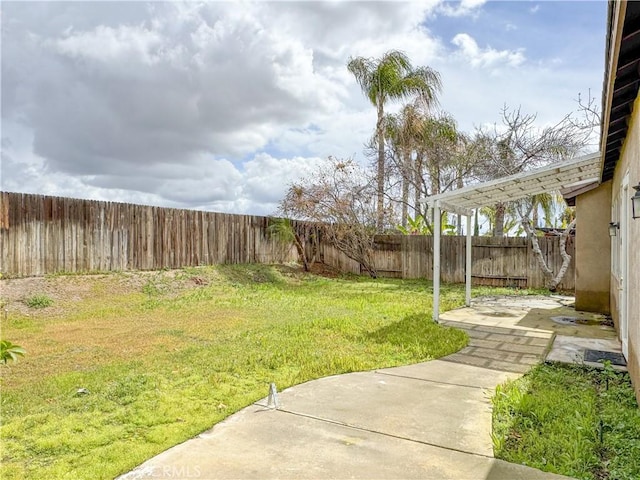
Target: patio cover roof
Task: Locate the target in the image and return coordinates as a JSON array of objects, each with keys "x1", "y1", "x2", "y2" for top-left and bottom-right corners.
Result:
[
  {"x1": 424, "y1": 152, "x2": 601, "y2": 216},
  {"x1": 425, "y1": 151, "x2": 601, "y2": 323}
]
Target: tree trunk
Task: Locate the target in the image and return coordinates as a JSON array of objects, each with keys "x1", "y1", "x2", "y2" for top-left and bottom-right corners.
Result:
[
  {"x1": 430, "y1": 172, "x2": 442, "y2": 234},
  {"x1": 293, "y1": 233, "x2": 309, "y2": 271},
  {"x1": 428, "y1": 153, "x2": 441, "y2": 197},
  {"x1": 401, "y1": 150, "x2": 410, "y2": 227},
  {"x1": 548, "y1": 219, "x2": 576, "y2": 291},
  {"x1": 494, "y1": 202, "x2": 505, "y2": 237},
  {"x1": 522, "y1": 216, "x2": 553, "y2": 277},
  {"x1": 474, "y1": 209, "x2": 480, "y2": 236},
  {"x1": 376, "y1": 99, "x2": 385, "y2": 233},
  {"x1": 414, "y1": 154, "x2": 423, "y2": 218},
  {"x1": 521, "y1": 212, "x2": 574, "y2": 291}
]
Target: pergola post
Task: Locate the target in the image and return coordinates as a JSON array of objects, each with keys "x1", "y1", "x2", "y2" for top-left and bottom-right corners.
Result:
[
  {"x1": 466, "y1": 212, "x2": 472, "y2": 306},
  {"x1": 432, "y1": 201, "x2": 441, "y2": 323}
]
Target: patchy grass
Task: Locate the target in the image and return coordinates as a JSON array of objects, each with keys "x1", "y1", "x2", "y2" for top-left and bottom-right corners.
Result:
[
  {"x1": 23, "y1": 294, "x2": 54, "y2": 309},
  {"x1": 0, "y1": 264, "x2": 546, "y2": 480},
  {"x1": 492, "y1": 362, "x2": 640, "y2": 480}
]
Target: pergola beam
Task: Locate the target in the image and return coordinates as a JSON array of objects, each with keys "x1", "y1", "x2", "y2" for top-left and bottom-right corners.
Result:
[{"x1": 439, "y1": 200, "x2": 473, "y2": 217}]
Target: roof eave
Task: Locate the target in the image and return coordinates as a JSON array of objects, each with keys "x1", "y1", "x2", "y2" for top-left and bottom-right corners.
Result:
[{"x1": 599, "y1": 0, "x2": 626, "y2": 179}]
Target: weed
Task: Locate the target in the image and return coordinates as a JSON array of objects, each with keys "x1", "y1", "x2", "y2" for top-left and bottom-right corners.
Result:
[
  {"x1": 492, "y1": 362, "x2": 640, "y2": 480},
  {"x1": 0, "y1": 340, "x2": 26, "y2": 363},
  {"x1": 141, "y1": 279, "x2": 162, "y2": 297},
  {"x1": 24, "y1": 294, "x2": 53, "y2": 309}
]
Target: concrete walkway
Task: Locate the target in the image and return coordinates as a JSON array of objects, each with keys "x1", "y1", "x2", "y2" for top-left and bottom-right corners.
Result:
[{"x1": 119, "y1": 299, "x2": 575, "y2": 480}]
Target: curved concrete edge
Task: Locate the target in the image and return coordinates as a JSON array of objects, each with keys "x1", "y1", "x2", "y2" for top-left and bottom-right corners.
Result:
[
  {"x1": 118, "y1": 359, "x2": 572, "y2": 480},
  {"x1": 118, "y1": 402, "x2": 572, "y2": 480}
]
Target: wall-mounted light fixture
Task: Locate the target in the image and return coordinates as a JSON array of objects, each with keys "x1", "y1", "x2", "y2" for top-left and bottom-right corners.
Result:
[
  {"x1": 609, "y1": 222, "x2": 619, "y2": 237},
  {"x1": 632, "y1": 183, "x2": 640, "y2": 220}
]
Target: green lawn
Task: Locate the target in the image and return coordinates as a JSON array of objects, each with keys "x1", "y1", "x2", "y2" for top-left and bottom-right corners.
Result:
[
  {"x1": 492, "y1": 362, "x2": 640, "y2": 480},
  {"x1": 1, "y1": 264, "x2": 539, "y2": 479}
]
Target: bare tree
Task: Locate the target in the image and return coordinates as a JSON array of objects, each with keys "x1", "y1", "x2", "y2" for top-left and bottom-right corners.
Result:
[
  {"x1": 574, "y1": 89, "x2": 601, "y2": 144},
  {"x1": 473, "y1": 105, "x2": 593, "y2": 236},
  {"x1": 279, "y1": 158, "x2": 382, "y2": 278},
  {"x1": 472, "y1": 104, "x2": 597, "y2": 289},
  {"x1": 477, "y1": 105, "x2": 591, "y2": 176}
]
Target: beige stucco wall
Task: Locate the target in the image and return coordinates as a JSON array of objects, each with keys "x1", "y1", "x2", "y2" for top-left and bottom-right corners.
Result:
[
  {"x1": 610, "y1": 93, "x2": 640, "y2": 404},
  {"x1": 575, "y1": 182, "x2": 612, "y2": 313}
]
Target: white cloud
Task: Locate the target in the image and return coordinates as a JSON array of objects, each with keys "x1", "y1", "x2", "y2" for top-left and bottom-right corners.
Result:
[
  {"x1": 451, "y1": 33, "x2": 526, "y2": 69},
  {"x1": 242, "y1": 154, "x2": 325, "y2": 207},
  {"x1": 1, "y1": 1, "x2": 605, "y2": 215},
  {"x1": 50, "y1": 25, "x2": 164, "y2": 65},
  {"x1": 2, "y1": 2, "x2": 444, "y2": 213},
  {"x1": 461, "y1": 0, "x2": 488, "y2": 9},
  {"x1": 7, "y1": 3, "x2": 346, "y2": 173},
  {"x1": 438, "y1": 0, "x2": 487, "y2": 18},
  {"x1": 530, "y1": 5, "x2": 541, "y2": 14}
]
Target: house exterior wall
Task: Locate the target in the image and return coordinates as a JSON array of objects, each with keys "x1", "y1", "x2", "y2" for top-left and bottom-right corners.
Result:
[
  {"x1": 575, "y1": 182, "x2": 611, "y2": 313},
  {"x1": 610, "y1": 93, "x2": 640, "y2": 404}
]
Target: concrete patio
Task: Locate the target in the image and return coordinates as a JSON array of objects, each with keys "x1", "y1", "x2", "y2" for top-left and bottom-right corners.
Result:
[
  {"x1": 441, "y1": 295, "x2": 624, "y2": 372},
  {"x1": 118, "y1": 295, "x2": 620, "y2": 480}
]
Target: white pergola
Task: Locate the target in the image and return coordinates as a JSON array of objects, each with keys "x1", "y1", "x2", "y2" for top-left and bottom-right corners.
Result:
[{"x1": 424, "y1": 152, "x2": 601, "y2": 322}]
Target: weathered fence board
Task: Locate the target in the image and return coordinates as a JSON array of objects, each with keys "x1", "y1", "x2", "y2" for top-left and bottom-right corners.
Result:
[
  {"x1": 0, "y1": 192, "x2": 296, "y2": 277},
  {"x1": 320, "y1": 234, "x2": 574, "y2": 290},
  {"x1": 0, "y1": 192, "x2": 575, "y2": 290}
]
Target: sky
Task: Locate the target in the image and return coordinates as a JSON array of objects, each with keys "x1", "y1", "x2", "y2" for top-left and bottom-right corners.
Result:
[{"x1": 1, "y1": 0, "x2": 607, "y2": 216}]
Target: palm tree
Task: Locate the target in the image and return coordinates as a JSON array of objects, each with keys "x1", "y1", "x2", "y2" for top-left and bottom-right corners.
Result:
[
  {"x1": 529, "y1": 192, "x2": 570, "y2": 229},
  {"x1": 530, "y1": 193, "x2": 554, "y2": 229},
  {"x1": 385, "y1": 108, "x2": 464, "y2": 228},
  {"x1": 419, "y1": 114, "x2": 459, "y2": 198},
  {"x1": 384, "y1": 103, "x2": 424, "y2": 227},
  {"x1": 480, "y1": 202, "x2": 519, "y2": 236},
  {"x1": 347, "y1": 50, "x2": 441, "y2": 232}
]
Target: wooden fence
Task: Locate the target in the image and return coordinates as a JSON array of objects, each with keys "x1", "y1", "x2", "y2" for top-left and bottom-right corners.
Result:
[
  {"x1": 320, "y1": 234, "x2": 575, "y2": 291},
  {"x1": 0, "y1": 192, "x2": 575, "y2": 290},
  {"x1": 0, "y1": 192, "x2": 296, "y2": 277}
]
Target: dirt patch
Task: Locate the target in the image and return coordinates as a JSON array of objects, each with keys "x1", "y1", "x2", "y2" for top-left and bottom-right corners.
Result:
[
  {"x1": 308, "y1": 262, "x2": 344, "y2": 278},
  {"x1": 0, "y1": 269, "x2": 214, "y2": 317},
  {"x1": 0, "y1": 275, "x2": 98, "y2": 317}
]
